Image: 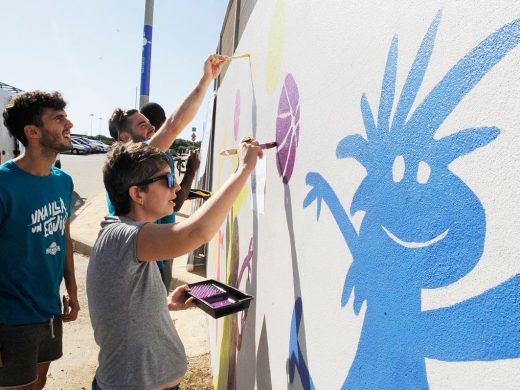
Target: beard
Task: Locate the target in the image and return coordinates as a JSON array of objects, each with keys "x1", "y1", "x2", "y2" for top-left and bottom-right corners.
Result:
[
  {"x1": 131, "y1": 133, "x2": 148, "y2": 142},
  {"x1": 40, "y1": 130, "x2": 72, "y2": 152},
  {"x1": 130, "y1": 129, "x2": 150, "y2": 143}
]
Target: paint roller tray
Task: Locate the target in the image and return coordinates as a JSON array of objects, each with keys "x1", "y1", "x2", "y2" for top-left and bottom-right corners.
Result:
[{"x1": 185, "y1": 279, "x2": 254, "y2": 319}]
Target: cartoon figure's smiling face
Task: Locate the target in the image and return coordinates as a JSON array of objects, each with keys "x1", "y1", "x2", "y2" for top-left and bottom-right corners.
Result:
[{"x1": 350, "y1": 150, "x2": 486, "y2": 289}]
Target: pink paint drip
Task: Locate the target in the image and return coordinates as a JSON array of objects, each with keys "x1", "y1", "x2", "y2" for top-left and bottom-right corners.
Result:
[{"x1": 276, "y1": 73, "x2": 300, "y2": 184}]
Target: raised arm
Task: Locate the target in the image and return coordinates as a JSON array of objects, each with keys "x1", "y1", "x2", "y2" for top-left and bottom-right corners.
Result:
[
  {"x1": 149, "y1": 54, "x2": 228, "y2": 151},
  {"x1": 137, "y1": 139, "x2": 262, "y2": 260}
]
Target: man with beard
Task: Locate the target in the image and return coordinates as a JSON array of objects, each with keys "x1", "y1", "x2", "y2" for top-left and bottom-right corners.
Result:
[
  {"x1": 0, "y1": 91, "x2": 79, "y2": 389},
  {"x1": 107, "y1": 54, "x2": 225, "y2": 291}
]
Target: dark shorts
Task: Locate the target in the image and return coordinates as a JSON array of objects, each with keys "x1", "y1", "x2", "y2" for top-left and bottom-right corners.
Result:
[
  {"x1": 0, "y1": 317, "x2": 63, "y2": 387},
  {"x1": 92, "y1": 377, "x2": 179, "y2": 390}
]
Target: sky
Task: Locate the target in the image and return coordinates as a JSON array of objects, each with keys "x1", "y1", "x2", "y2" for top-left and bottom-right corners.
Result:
[{"x1": 0, "y1": 0, "x2": 229, "y2": 140}]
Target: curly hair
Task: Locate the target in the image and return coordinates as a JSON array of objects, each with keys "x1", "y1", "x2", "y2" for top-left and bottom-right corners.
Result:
[
  {"x1": 2, "y1": 91, "x2": 67, "y2": 146},
  {"x1": 108, "y1": 108, "x2": 138, "y2": 140},
  {"x1": 104, "y1": 142, "x2": 170, "y2": 215}
]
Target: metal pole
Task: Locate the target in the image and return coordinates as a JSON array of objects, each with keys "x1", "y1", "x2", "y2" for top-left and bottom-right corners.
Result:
[
  {"x1": 90, "y1": 113, "x2": 94, "y2": 136},
  {"x1": 139, "y1": 0, "x2": 154, "y2": 108},
  {"x1": 98, "y1": 117, "x2": 102, "y2": 135}
]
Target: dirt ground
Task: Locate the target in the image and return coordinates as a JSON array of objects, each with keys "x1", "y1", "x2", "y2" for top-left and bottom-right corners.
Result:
[{"x1": 45, "y1": 253, "x2": 213, "y2": 390}]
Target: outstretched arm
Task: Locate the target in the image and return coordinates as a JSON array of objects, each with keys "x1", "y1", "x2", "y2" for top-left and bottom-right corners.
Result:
[
  {"x1": 304, "y1": 172, "x2": 359, "y2": 252},
  {"x1": 137, "y1": 140, "x2": 263, "y2": 260},
  {"x1": 149, "y1": 54, "x2": 228, "y2": 152}
]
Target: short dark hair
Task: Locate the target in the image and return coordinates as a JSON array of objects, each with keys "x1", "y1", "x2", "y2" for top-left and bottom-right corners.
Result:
[
  {"x1": 104, "y1": 142, "x2": 169, "y2": 215},
  {"x1": 140, "y1": 102, "x2": 166, "y2": 129},
  {"x1": 108, "y1": 108, "x2": 138, "y2": 140},
  {"x1": 3, "y1": 91, "x2": 67, "y2": 146}
]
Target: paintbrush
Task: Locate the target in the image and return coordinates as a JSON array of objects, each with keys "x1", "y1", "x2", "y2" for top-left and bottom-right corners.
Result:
[
  {"x1": 220, "y1": 141, "x2": 277, "y2": 156},
  {"x1": 229, "y1": 53, "x2": 252, "y2": 60},
  {"x1": 187, "y1": 189, "x2": 212, "y2": 200}
]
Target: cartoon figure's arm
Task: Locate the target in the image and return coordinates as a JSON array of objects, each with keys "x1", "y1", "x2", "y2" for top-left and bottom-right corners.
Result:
[
  {"x1": 421, "y1": 273, "x2": 520, "y2": 361},
  {"x1": 304, "y1": 172, "x2": 359, "y2": 252}
]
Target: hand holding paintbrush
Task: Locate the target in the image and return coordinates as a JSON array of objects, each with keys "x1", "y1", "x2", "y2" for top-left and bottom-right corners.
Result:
[
  {"x1": 220, "y1": 139, "x2": 276, "y2": 156},
  {"x1": 229, "y1": 53, "x2": 252, "y2": 60}
]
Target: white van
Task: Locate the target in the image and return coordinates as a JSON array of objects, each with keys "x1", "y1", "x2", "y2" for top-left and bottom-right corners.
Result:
[{"x1": 0, "y1": 86, "x2": 23, "y2": 164}]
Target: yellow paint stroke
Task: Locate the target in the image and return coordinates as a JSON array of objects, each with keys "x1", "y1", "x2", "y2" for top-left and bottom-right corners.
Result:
[
  {"x1": 214, "y1": 117, "x2": 253, "y2": 389},
  {"x1": 216, "y1": 181, "x2": 249, "y2": 388},
  {"x1": 215, "y1": 315, "x2": 232, "y2": 389},
  {"x1": 265, "y1": 0, "x2": 285, "y2": 95}
]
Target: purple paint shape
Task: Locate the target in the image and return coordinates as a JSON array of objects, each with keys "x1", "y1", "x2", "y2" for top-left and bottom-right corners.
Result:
[
  {"x1": 208, "y1": 297, "x2": 237, "y2": 309},
  {"x1": 276, "y1": 74, "x2": 300, "y2": 184},
  {"x1": 190, "y1": 283, "x2": 226, "y2": 300},
  {"x1": 234, "y1": 90, "x2": 241, "y2": 141}
]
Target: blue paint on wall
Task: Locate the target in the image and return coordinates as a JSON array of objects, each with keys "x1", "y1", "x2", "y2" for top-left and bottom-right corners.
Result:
[
  {"x1": 288, "y1": 298, "x2": 316, "y2": 390},
  {"x1": 302, "y1": 12, "x2": 520, "y2": 389},
  {"x1": 140, "y1": 24, "x2": 153, "y2": 96}
]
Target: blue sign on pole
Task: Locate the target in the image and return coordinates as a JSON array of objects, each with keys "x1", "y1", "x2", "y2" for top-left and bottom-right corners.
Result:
[{"x1": 140, "y1": 24, "x2": 153, "y2": 97}]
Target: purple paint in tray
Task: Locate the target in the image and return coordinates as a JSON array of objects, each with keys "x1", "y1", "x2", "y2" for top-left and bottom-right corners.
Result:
[
  {"x1": 189, "y1": 283, "x2": 227, "y2": 300},
  {"x1": 186, "y1": 279, "x2": 254, "y2": 319}
]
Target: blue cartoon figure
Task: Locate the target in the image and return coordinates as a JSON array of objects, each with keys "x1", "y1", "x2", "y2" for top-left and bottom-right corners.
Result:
[{"x1": 300, "y1": 12, "x2": 520, "y2": 389}]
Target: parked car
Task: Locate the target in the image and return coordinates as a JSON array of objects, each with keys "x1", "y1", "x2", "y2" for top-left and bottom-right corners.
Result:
[
  {"x1": 63, "y1": 138, "x2": 91, "y2": 154},
  {"x1": 86, "y1": 139, "x2": 110, "y2": 152},
  {"x1": 72, "y1": 137, "x2": 104, "y2": 153}
]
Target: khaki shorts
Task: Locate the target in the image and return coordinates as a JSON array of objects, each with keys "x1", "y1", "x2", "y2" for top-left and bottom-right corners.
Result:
[{"x1": 0, "y1": 317, "x2": 62, "y2": 387}]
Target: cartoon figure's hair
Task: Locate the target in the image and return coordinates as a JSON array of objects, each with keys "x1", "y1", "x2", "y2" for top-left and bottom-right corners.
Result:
[{"x1": 336, "y1": 11, "x2": 515, "y2": 174}]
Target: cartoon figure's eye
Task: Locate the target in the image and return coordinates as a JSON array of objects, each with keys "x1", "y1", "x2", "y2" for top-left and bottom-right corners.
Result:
[
  {"x1": 417, "y1": 161, "x2": 431, "y2": 184},
  {"x1": 392, "y1": 155, "x2": 405, "y2": 183}
]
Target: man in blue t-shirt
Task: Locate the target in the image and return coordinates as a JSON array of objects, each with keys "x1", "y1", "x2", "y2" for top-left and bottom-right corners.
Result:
[
  {"x1": 0, "y1": 91, "x2": 79, "y2": 389},
  {"x1": 106, "y1": 54, "x2": 226, "y2": 291}
]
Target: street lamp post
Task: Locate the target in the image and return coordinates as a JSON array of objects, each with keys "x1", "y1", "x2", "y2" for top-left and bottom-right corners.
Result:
[
  {"x1": 90, "y1": 113, "x2": 94, "y2": 136},
  {"x1": 98, "y1": 117, "x2": 102, "y2": 135}
]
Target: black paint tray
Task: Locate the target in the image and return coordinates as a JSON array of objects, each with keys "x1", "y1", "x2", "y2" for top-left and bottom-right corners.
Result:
[{"x1": 186, "y1": 279, "x2": 254, "y2": 319}]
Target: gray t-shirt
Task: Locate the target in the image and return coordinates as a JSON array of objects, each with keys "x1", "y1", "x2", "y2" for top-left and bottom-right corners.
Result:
[{"x1": 87, "y1": 216, "x2": 187, "y2": 390}]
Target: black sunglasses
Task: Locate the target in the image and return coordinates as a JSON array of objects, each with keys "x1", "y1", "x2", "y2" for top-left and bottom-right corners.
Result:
[{"x1": 132, "y1": 172, "x2": 174, "y2": 189}]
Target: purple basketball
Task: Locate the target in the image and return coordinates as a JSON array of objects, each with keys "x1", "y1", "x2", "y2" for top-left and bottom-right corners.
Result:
[{"x1": 276, "y1": 74, "x2": 300, "y2": 184}]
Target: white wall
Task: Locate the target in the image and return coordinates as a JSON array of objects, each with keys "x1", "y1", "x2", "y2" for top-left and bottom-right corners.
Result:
[{"x1": 208, "y1": 1, "x2": 520, "y2": 388}]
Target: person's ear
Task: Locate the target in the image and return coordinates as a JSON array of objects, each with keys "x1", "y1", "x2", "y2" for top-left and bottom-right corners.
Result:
[
  {"x1": 23, "y1": 124, "x2": 40, "y2": 142},
  {"x1": 128, "y1": 185, "x2": 145, "y2": 207},
  {"x1": 119, "y1": 131, "x2": 132, "y2": 143}
]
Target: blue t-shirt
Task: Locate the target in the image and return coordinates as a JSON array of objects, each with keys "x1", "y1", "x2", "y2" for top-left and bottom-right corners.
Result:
[{"x1": 0, "y1": 160, "x2": 73, "y2": 324}]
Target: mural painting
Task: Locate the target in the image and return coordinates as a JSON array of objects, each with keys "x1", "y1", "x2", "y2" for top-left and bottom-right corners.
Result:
[
  {"x1": 209, "y1": 2, "x2": 520, "y2": 389},
  {"x1": 302, "y1": 12, "x2": 520, "y2": 390}
]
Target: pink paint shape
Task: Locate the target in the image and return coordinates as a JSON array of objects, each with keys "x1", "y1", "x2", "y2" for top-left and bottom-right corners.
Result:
[
  {"x1": 276, "y1": 74, "x2": 300, "y2": 184},
  {"x1": 234, "y1": 90, "x2": 241, "y2": 141}
]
